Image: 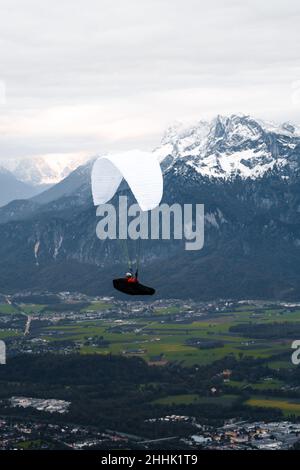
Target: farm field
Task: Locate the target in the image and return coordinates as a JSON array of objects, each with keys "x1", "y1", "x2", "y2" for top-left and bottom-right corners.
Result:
[
  {"x1": 36, "y1": 304, "x2": 298, "y2": 367},
  {"x1": 246, "y1": 397, "x2": 300, "y2": 417},
  {"x1": 153, "y1": 394, "x2": 239, "y2": 406},
  {"x1": 2, "y1": 298, "x2": 300, "y2": 420}
]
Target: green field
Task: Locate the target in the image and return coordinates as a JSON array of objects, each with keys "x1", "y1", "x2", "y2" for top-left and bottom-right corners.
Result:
[
  {"x1": 0, "y1": 304, "x2": 18, "y2": 314},
  {"x1": 38, "y1": 306, "x2": 297, "y2": 367},
  {"x1": 154, "y1": 306, "x2": 181, "y2": 315},
  {"x1": 0, "y1": 329, "x2": 20, "y2": 339},
  {"x1": 1, "y1": 301, "x2": 298, "y2": 371},
  {"x1": 229, "y1": 379, "x2": 286, "y2": 392},
  {"x1": 246, "y1": 397, "x2": 300, "y2": 416},
  {"x1": 80, "y1": 301, "x2": 113, "y2": 312},
  {"x1": 20, "y1": 304, "x2": 45, "y2": 314},
  {"x1": 153, "y1": 394, "x2": 239, "y2": 406},
  {"x1": 2, "y1": 299, "x2": 300, "y2": 426}
]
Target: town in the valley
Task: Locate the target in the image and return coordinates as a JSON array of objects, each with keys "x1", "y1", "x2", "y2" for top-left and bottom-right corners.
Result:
[{"x1": 0, "y1": 291, "x2": 300, "y2": 450}]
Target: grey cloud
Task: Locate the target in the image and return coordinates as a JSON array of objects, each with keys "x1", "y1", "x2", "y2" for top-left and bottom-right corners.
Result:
[{"x1": 0, "y1": 0, "x2": 299, "y2": 159}]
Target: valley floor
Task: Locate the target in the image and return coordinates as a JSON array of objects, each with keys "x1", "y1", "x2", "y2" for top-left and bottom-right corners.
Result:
[{"x1": 0, "y1": 293, "x2": 300, "y2": 449}]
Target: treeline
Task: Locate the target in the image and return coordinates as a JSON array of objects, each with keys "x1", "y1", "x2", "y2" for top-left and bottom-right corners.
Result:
[
  {"x1": 230, "y1": 322, "x2": 300, "y2": 339},
  {"x1": 0, "y1": 354, "x2": 290, "y2": 438}
]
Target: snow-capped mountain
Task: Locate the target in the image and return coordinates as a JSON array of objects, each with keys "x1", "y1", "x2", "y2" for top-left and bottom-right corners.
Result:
[
  {"x1": 1, "y1": 152, "x2": 92, "y2": 186},
  {"x1": 1, "y1": 114, "x2": 300, "y2": 299},
  {"x1": 2, "y1": 114, "x2": 298, "y2": 190},
  {"x1": 155, "y1": 114, "x2": 300, "y2": 179}
]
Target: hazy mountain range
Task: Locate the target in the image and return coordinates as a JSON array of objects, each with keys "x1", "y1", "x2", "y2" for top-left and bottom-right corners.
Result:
[
  {"x1": 1, "y1": 114, "x2": 300, "y2": 300},
  {"x1": 0, "y1": 153, "x2": 92, "y2": 207}
]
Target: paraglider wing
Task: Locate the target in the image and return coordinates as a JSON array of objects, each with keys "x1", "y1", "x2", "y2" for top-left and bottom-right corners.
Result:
[
  {"x1": 91, "y1": 157, "x2": 123, "y2": 207},
  {"x1": 113, "y1": 278, "x2": 155, "y2": 296},
  {"x1": 91, "y1": 150, "x2": 163, "y2": 211},
  {"x1": 91, "y1": 149, "x2": 162, "y2": 297}
]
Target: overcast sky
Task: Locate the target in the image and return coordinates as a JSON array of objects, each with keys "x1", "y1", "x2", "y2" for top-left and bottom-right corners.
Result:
[{"x1": 0, "y1": 0, "x2": 300, "y2": 161}]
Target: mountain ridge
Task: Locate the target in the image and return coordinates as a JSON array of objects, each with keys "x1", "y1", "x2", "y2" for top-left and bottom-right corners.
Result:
[
  {"x1": 1, "y1": 153, "x2": 92, "y2": 187},
  {"x1": 1, "y1": 114, "x2": 300, "y2": 299},
  {"x1": 155, "y1": 114, "x2": 300, "y2": 179},
  {"x1": 0, "y1": 168, "x2": 47, "y2": 207}
]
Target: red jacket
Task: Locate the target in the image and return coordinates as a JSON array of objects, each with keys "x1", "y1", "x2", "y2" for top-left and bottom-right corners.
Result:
[{"x1": 127, "y1": 277, "x2": 138, "y2": 283}]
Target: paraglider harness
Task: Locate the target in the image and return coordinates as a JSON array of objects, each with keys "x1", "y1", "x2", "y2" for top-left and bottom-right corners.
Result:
[
  {"x1": 113, "y1": 268, "x2": 155, "y2": 296},
  {"x1": 113, "y1": 278, "x2": 155, "y2": 296},
  {"x1": 112, "y1": 222, "x2": 155, "y2": 296}
]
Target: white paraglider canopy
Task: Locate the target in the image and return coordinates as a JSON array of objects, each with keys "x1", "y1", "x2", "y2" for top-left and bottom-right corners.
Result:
[{"x1": 91, "y1": 150, "x2": 163, "y2": 211}]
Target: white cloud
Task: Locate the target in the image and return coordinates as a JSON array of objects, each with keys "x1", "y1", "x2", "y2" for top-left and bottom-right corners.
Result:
[{"x1": 0, "y1": 0, "x2": 299, "y2": 160}]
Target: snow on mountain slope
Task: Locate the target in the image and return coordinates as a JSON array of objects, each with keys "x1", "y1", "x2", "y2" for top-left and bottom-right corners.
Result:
[
  {"x1": 154, "y1": 114, "x2": 300, "y2": 179},
  {"x1": 2, "y1": 152, "x2": 92, "y2": 186},
  {"x1": 1, "y1": 114, "x2": 299, "y2": 193}
]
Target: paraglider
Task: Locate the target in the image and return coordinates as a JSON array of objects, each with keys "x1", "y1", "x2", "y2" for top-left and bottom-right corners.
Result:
[
  {"x1": 91, "y1": 150, "x2": 163, "y2": 296},
  {"x1": 113, "y1": 271, "x2": 155, "y2": 296}
]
